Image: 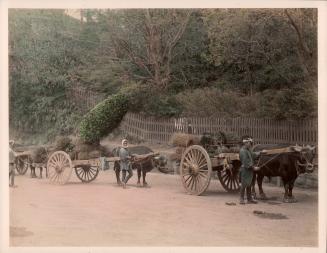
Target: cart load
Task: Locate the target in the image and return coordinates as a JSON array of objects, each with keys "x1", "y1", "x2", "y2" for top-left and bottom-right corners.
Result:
[
  {"x1": 171, "y1": 133, "x2": 201, "y2": 147},
  {"x1": 31, "y1": 147, "x2": 48, "y2": 164}
]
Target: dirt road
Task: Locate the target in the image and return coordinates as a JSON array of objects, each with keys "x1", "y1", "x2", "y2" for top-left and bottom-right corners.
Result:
[{"x1": 10, "y1": 170, "x2": 318, "y2": 247}]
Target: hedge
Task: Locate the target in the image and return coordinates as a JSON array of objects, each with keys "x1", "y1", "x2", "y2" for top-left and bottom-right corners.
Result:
[{"x1": 79, "y1": 93, "x2": 128, "y2": 144}]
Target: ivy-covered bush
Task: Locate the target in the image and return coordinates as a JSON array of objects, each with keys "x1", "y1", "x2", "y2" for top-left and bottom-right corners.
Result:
[{"x1": 79, "y1": 93, "x2": 129, "y2": 144}]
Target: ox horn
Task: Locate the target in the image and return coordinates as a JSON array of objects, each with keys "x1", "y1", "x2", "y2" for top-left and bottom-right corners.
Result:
[
  {"x1": 302, "y1": 145, "x2": 316, "y2": 152},
  {"x1": 291, "y1": 145, "x2": 302, "y2": 152},
  {"x1": 309, "y1": 145, "x2": 316, "y2": 151},
  {"x1": 297, "y1": 160, "x2": 307, "y2": 167}
]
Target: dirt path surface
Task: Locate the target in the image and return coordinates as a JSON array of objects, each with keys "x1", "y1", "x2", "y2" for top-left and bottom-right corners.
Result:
[{"x1": 10, "y1": 170, "x2": 317, "y2": 247}]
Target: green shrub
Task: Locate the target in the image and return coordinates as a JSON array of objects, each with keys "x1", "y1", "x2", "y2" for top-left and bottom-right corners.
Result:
[
  {"x1": 175, "y1": 87, "x2": 259, "y2": 117},
  {"x1": 79, "y1": 93, "x2": 129, "y2": 144},
  {"x1": 120, "y1": 82, "x2": 182, "y2": 117},
  {"x1": 120, "y1": 82, "x2": 151, "y2": 112},
  {"x1": 142, "y1": 95, "x2": 183, "y2": 117},
  {"x1": 258, "y1": 88, "x2": 317, "y2": 120}
]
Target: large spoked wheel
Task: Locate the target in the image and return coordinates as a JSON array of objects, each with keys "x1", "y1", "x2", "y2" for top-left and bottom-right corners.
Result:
[
  {"x1": 47, "y1": 151, "x2": 73, "y2": 185},
  {"x1": 74, "y1": 166, "x2": 99, "y2": 183},
  {"x1": 15, "y1": 156, "x2": 29, "y2": 175},
  {"x1": 180, "y1": 145, "x2": 212, "y2": 195},
  {"x1": 217, "y1": 160, "x2": 241, "y2": 193}
]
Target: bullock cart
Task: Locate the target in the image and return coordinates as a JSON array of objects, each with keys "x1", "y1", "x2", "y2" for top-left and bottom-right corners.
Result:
[
  {"x1": 14, "y1": 150, "x2": 32, "y2": 175},
  {"x1": 13, "y1": 146, "x2": 54, "y2": 177},
  {"x1": 46, "y1": 151, "x2": 159, "y2": 185},
  {"x1": 14, "y1": 148, "x2": 49, "y2": 177},
  {"x1": 179, "y1": 142, "x2": 306, "y2": 196},
  {"x1": 179, "y1": 144, "x2": 242, "y2": 195}
]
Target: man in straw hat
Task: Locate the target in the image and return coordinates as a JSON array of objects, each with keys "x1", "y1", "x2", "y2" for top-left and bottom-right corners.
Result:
[
  {"x1": 239, "y1": 136, "x2": 261, "y2": 204},
  {"x1": 119, "y1": 139, "x2": 134, "y2": 189},
  {"x1": 9, "y1": 140, "x2": 17, "y2": 187}
]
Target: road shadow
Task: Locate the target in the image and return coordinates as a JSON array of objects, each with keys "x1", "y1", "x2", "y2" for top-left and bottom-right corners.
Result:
[
  {"x1": 253, "y1": 210, "x2": 288, "y2": 220},
  {"x1": 10, "y1": 226, "x2": 34, "y2": 237}
]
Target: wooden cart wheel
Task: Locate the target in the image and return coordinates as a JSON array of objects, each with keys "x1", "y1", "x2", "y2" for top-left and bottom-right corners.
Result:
[
  {"x1": 47, "y1": 151, "x2": 73, "y2": 185},
  {"x1": 74, "y1": 166, "x2": 99, "y2": 183},
  {"x1": 217, "y1": 160, "x2": 241, "y2": 192},
  {"x1": 179, "y1": 145, "x2": 212, "y2": 195},
  {"x1": 15, "y1": 156, "x2": 29, "y2": 175}
]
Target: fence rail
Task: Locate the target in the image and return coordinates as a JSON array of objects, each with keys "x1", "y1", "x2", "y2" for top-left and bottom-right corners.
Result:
[{"x1": 120, "y1": 113, "x2": 318, "y2": 145}]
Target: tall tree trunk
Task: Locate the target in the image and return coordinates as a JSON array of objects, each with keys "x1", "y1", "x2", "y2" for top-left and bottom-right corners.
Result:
[{"x1": 284, "y1": 9, "x2": 316, "y2": 81}]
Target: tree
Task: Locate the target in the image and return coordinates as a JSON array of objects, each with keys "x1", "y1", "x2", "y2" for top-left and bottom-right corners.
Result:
[
  {"x1": 203, "y1": 9, "x2": 317, "y2": 94},
  {"x1": 91, "y1": 9, "x2": 192, "y2": 90},
  {"x1": 9, "y1": 10, "x2": 83, "y2": 140},
  {"x1": 284, "y1": 9, "x2": 317, "y2": 82}
]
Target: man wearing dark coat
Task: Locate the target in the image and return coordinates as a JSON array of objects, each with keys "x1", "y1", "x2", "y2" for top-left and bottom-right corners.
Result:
[{"x1": 239, "y1": 137, "x2": 260, "y2": 204}]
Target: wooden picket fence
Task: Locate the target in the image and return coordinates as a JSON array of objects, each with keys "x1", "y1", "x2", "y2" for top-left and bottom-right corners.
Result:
[
  {"x1": 66, "y1": 87, "x2": 106, "y2": 113},
  {"x1": 120, "y1": 112, "x2": 318, "y2": 145}
]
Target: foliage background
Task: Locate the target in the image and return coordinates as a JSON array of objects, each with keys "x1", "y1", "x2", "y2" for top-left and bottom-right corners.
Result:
[{"x1": 9, "y1": 9, "x2": 318, "y2": 144}]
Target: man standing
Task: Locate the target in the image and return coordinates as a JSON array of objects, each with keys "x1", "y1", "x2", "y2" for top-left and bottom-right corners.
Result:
[
  {"x1": 239, "y1": 137, "x2": 260, "y2": 204},
  {"x1": 119, "y1": 139, "x2": 133, "y2": 189},
  {"x1": 9, "y1": 140, "x2": 16, "y2": 187}
]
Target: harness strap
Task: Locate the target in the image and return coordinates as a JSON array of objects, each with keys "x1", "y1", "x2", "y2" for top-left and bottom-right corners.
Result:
[{"x1": 255, "y1": 153, "x2": 283, "y2": 172}]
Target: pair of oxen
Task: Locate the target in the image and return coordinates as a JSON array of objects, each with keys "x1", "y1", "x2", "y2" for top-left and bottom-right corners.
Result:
[{"x1": 250, "y1": 144, "x2": 316, "y2": 203}]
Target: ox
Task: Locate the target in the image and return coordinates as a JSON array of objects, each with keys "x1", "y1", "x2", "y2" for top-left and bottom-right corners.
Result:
[
  {"x1": 251, "y1": 144, "x2": 316, "y2": 203},
  {"x1": 112, "y1": 146, "x2": 155, "y2": 187}
]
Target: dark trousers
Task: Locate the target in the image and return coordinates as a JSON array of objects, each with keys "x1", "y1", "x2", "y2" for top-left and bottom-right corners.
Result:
[
  {"x1": 9, "y1": 163, "x2": 15, "y2": 186},
  {"x1": 240, "y1": 185, "x2": 252, "y2": 201},
  {"x1": 122, "y1": 168, "x2": 133, "y2": 184}
]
